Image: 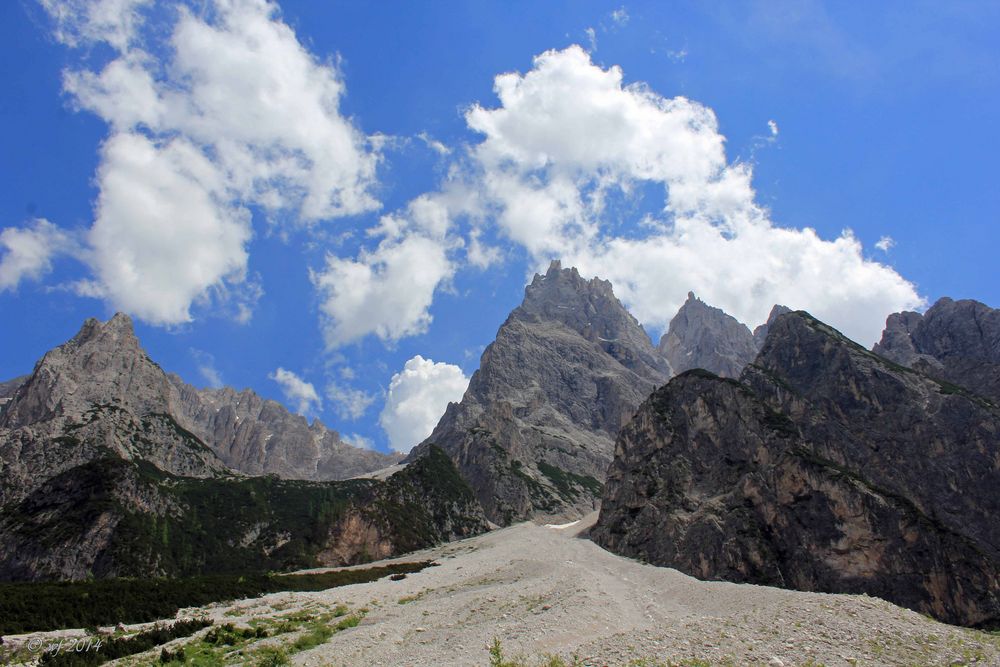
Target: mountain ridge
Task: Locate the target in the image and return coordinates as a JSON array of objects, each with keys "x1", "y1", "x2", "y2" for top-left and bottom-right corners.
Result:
[{"x1": 594, "y1": 309, "x2": 1000, "y2": 627}]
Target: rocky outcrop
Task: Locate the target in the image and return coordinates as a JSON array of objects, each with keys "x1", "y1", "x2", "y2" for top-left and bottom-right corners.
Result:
[
  {"x1": 658, "y1": 292, "x2": 758, "y2": 378},
  {"x1": 170, "y1": 381, "x2": 401, "y2": 480},
  {"x1": 874, "y1": 297, "x2": 1000, "y2": 403},
  {"x1": 0, "y1": 375, "x2": 27, "y2": 408},
  {"x1": 410, "y1": 261, "x2": 672, "y2": 525},
  {"x1": 752, "y1": 304, "x2": 792, "y2": 349},
  {"x1": 594, "y1": 311, "x2": 1000, "y2": 627}
]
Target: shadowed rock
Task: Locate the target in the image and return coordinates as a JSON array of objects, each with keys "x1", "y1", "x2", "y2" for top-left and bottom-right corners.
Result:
[
  {"x1": 874, "y1": 296, "x2": 1000, "y2": 404},
  {"x1": 594, "y1": 310, "x2": 1000, "y2": 627}
]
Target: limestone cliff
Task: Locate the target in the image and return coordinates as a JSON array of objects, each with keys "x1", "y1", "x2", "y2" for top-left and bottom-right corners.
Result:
[
  {"x1": 594, "y1": 311, "x2": 1000, "y2": 627},
  {"x1": 410, "y1": 261, "x2": 672, "y2": 524},
  {"x1": 874, "y1": 296, "x2": 1000, "y2": 404},
  {"x1": 658, "y1": 292, "x2": 758, "y2": 378}
]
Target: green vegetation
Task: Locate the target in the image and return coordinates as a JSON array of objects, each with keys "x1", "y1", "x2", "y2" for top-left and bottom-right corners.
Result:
[
  {"x1": 35, "y1": 618, "x2": 211, "y2": 667},
  {"x1": 0, "y1": 561, "x2": 430, "y2": 634},
  {"x1": 536, "y1": 461, "x2": 602, "y2": 500},
  {"x1": 365, "y1": 445, "x2": 486, "y2": 551},
  {"x1": 159, "y1": 606, "x2": 365, "y2": 666}
]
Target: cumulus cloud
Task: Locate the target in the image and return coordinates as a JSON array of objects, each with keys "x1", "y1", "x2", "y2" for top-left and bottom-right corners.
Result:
[
  {"x1": 378, "y1": 355, "x2": 469, "y2": 453},
  {"x1": 0, "y1": 219, "x2": 73, "y2": 291},
  {"x1": 269, "y1": 367, "x2": 322, "y2": 415},
  {"x1": 40, "y1": 0, "x2": 380, "y2": 325},
  {"x1": 454, "y1": 46, "x2": 922, "y2": 344},
  {"x1": 86, "y1": 133, "x2": 252, "y2": 324},
  {"x1": 310, "y1": 189, "x2": 475, "y2": 348},
  {"x1": 325, "y1": 381, "x2": 376, "y2": 421}
]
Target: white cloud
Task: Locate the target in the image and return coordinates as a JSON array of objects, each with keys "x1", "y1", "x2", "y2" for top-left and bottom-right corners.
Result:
[
  {"x1": 585, "y1": 27, "x2": 597, "y2": 52},
  {"x1": 325, "y1": 381, "x2": 376, "y2": 421},
  {"x1": 39, "y1": 0, "x2": 151, "y2": 51},
  {"x1": 269, "y1": 367, "x2": 322, "y2": 415},
  {"x1": 191, "y1": 349, "x2": 224, "y2": 388},
  {"x1": 768, "y1": 119, "x2": 779, "y2": 137},
  {"x1": 0, "y1": 219, "x2": 73, "y2": 291},
  {"x1": 87, "y1": 133, "x2": 251, "y2": 324},
  {"x1": 610, "y1": 7, "x2": 629, "y2": 26},
  {"x1": 312, "y1": 189, "x2": 465, "y2": 348},
  {"x1": 454, "y1": 46, "x2": 922, "y2": 344},
  {"x1": 875, "y1": 235, "x2": 895, "y2": 252},
  {"x1": 42, "y1": 0, "x2": 381, "y2": 325},
  {"x1": 378, "y1": 355, "x2": 469, "y2": 453},
  {"x1": 342, "y1": 433, "x2": 374, "y2": 450},
  {"x1": 417, "y1": 132, "x2": 451, "y2": 156}
]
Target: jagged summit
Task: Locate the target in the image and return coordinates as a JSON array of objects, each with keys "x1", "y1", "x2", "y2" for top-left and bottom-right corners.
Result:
[
  {"x1": 411, "y1": 263, "x2": 670, "y2": 524},
  {"x1": 874, "y1": 296, "x2": 1000, "y2": 403},
  {"x1": 658, "y1": 292, "x2": 757, "y2": 378},
  {"x1": 752, "y1": 303, "x2": 792, "y2": 348}
]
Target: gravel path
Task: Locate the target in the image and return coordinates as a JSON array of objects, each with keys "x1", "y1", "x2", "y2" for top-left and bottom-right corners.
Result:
[{"x1": 253, "y1": 514, "x2": 999, "y2": 666}]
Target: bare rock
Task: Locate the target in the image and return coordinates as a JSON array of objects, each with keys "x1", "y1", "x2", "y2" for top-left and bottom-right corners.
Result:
[
  {"x1": 874, "y1": 296, "x2": 1000, "y2": 403},
  {"x1": 409, "y1": 261, "x2": 671, "y2": 525},
  {"x1": 659, "y1": 292, "x2": 758, "y2": 378},
  {"x1": 594, "y1": 311, "x2": 1000, "y2": 627}
]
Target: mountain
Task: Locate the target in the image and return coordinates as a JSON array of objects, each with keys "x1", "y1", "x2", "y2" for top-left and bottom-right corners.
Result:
[
  {"x1": 658, "y1": 292, "x2": 758, "y2": 378},
  {"x1": 410, "y1": 261, "x2": 672, "y2": 524},
  {"x1": 752, "y1": 304, "x2": 792, "y2": 349},
  {"x1": 170, "y1": 381, "x2": 402, "y2": 480},
  {"x1": 0, "y1": 444, "x2": 486, "y2": 581},
  {"x1": 0, "y1": 314, "x2": 230, "y2": 506},
  {"x1": 873, "y1": 297, "x2": 1000, "y2": 403},
  {"x1": 0, "y1": 313, "x2": 398, "y2": 507},
  {"x1": 593, "y1": 310, "x2": 1000, "y2": 627},
  {"x1": 0, "y1": 315, "x2": 486, "y2": 581}
]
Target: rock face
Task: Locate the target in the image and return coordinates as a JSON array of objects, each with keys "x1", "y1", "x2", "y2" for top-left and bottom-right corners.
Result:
[
  {"x1": 0, "y1": 314, "x2": 398, "y2": 507},
  {"x1": 0, "y1": 375, "x2": 27, "y2": 412},
  {"x1": 410, "y1": 261, "x2": 672, "y2": 524},
  {"x1": 752, "y1": 304, "x2": 792, "y2": 349},
  {"x1": 0, "y1": 315, "x2": 485, "y2": 581},
  {"x1": 594, "y1": 311, "x2": 1000, "y2": 627},
  {"x1": 0, "y1": 314, "x2": 229, "y2": 506},
  {"x1": 874, "y1": 297, "x2": 1000, "y2": 403},
  {"x1": 170, "y1": 381, "x2": 401, "y2": 480},
  {"x1": 658, "y1": 292, "x2": 758, "y2": 378}
]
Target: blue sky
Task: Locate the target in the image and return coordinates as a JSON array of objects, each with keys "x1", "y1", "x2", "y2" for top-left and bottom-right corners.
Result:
[{"x1": 1, "y1": 0, "x2": 998, "y2": 454}]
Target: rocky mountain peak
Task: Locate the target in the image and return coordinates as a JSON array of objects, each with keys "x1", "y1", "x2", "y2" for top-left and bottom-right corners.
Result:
[
  {"x1": 873, "y1": 296, "x2": 1000, "y2": 403},
  {"x1": 752, "y1": 304, "x2": 792, "y2": 348},
  {"x1": 658, "y1": 292, "x2": 757, "y2": 378},
  {"x1": 412, "y1": 263, "x2": 671, "y2": 524},
  {"x1": 1, "y1": 313, "x2": 165, "y2": 430}
]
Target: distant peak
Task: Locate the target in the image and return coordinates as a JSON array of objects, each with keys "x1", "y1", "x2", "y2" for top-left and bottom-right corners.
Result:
[
  {"x1": 107, "y1": 312, "x2": 136, "y2": 333},
  {"x1": 547, "y1": 258, "x2": 563, "y2": 274},
  {"x1": 68, "y1": 312, "x2": 138, "y2": 349},
  {"x1": 686, "y1": 291, "x2": 696, "y2": 301}
]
